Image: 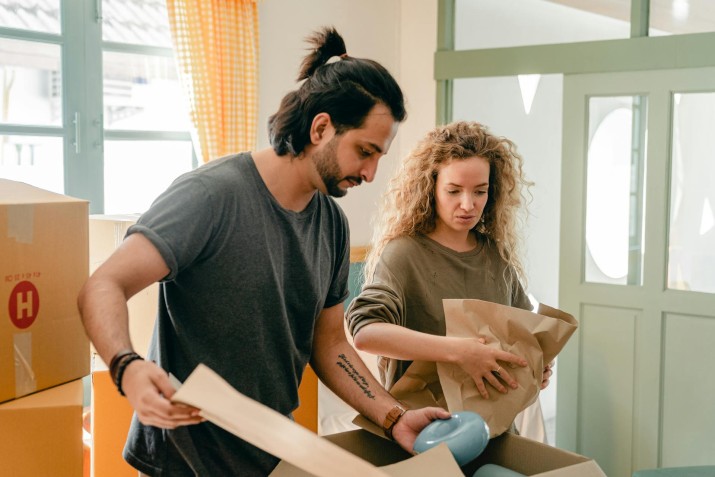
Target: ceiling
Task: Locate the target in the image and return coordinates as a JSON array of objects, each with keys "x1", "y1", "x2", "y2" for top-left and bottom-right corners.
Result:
[{"x1": 544, "y1": 0, "x2": 715, "y2": 34}]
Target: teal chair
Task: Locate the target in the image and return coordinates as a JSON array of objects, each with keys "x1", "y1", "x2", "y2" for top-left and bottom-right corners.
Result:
[{"x1": 633, "y1": 466, "x2": 715, "y2": 477}]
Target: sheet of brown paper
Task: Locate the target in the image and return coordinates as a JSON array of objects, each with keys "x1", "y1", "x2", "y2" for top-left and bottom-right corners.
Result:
[
  {"x1": 440, "y1": 299, "x2": 577, "y2": 437},
  {"x1": 171, "y1": 364, "x2": 391, "y2": 477},
  {"x1": 389, "y1": 361, "x2": 448, "y2": 410},
  {"x1": 386, "y1": 299, "x2": 577, "y2": 438}
]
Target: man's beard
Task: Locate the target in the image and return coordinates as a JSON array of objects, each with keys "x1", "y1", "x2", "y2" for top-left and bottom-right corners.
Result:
[{"x1": 312, "y1": 136, "x2": 361, "y2": 198}]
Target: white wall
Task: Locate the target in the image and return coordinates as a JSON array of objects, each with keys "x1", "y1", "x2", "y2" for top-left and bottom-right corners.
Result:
[
  {"x1": 258, "y1": 0, "x2": 439, "y2": 436},
  {"x1": 257, "y1": 0, "x2": 438, "y2": 246}
]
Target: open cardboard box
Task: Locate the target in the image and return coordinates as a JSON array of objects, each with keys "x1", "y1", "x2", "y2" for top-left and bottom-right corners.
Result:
[
  {"x1": 172, "y1": 364, "x2": 606, "y2": 477},
  {"x1": 271, "y1": 428, "x2": 605, "y2": 477}
]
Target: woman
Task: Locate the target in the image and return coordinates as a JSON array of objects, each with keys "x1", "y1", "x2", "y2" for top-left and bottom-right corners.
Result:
[{"x1": 346, "y1": 121, "x2": 553, "y2": 401}]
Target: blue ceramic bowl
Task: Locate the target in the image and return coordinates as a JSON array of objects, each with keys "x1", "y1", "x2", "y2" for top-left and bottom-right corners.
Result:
[
  {"x1": 473, "y1": 464, "x2": 526, "y2": 477},
  {"x1": 413, "y1": 411, "x2": 490, "y2": 466}
]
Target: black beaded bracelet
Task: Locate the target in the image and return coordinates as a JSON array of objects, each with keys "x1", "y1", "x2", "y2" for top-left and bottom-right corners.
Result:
[
  {"x1": 114, "y1": 352, "x2": 144, "y2": 396},
  {"x1": 109, "y1": 348, "x2": 136, "y2": 385}
]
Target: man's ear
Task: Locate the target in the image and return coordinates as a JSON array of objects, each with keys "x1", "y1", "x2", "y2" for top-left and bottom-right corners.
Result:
[{"x1": 309, "y1": 112, "x2": 332, "y2": 145}]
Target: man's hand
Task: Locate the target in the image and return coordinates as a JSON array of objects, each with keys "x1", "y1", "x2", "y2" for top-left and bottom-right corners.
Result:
[
  {"x1": 122, "y1": 359, "x2": 204, "y2": 429},
  {"x1": 391, "y1": 407, "x2": 451, "y2": 453}
]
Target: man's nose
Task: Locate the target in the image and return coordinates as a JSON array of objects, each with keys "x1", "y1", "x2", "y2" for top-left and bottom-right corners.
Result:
[{"x1": 360, "y1": 157, "x2": 379, "y2": 183}]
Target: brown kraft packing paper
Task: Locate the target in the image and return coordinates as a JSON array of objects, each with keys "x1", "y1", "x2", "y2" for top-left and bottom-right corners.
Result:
[{"x1": 387, "y1": 299, "x2": 577, "y2": 438}]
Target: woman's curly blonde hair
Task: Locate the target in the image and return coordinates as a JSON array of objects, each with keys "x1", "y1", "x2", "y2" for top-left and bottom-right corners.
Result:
[{"x1": 364, "y1": 121, "x2": 532, "y2": 282}]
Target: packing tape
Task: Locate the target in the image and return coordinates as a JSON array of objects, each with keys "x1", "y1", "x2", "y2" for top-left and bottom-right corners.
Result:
[
  {"x1": 14, "y1": 333, "x2": 37, "y2": 397},
  {"x1": 7, "y1": 204, "x2": 34, "y2": 243}
]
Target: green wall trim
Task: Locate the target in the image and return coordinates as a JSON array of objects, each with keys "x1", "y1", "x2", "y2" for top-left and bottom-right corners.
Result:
[
  {"x1": 631, "y1": 0, "x2": 650, "y2": 38},
  {"x1": 436, "y1": 0, "x2": 455, "y2": 125},
  {"x1": 435, "y1": 31, "x2": 715, "y2": 79}
]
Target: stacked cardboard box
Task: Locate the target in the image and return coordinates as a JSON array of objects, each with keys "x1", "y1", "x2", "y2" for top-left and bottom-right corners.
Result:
[
  {"x1": 86, "y1": 215, "x2": 156, "y2": 476},
  {"x1": 0, "y1": 179, "x2": 90, "y2": 475},
  {"x1": 90, "y1": 368, "x2": 137, "y2": 477},
  {"x1": 0, "y1": 379, "x2": 84, "y2": 476},
  {"x1": 88, "y1": 214, "x2": 158, "y2": 360}
]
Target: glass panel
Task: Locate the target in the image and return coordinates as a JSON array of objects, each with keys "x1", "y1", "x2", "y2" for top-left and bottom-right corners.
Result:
[
  {"x1": 0, "y1": 38, "x2": 61, "y2": 126},
  {"x1": 0, "y1": 0, "x2": 61, "y2": 34},
  {"x1": 585, "y1": 96, "x2": 648, "y2": 286},
  {"x1": 650, "y1": 0, "x2": 715, "y2": 36},
  {"x1": 668, "y1": 92, "x2": 715, "y2": 294},
  {"x1": 103, "y1": 51, "x2": 189, "y2": 131},
  {"x1": 455, "y1": 0, "x2": 630, "y2": 50},
  {"x1": 0, "y1": 135, "x2": 63, "y2": 193},
  {"x1": 453, "y1": 74, "x2": 564, "y2": 305},
  {"x1": 103, "y1": 140, "x2": 193, "y2": 214},
  {"x1": 102, "y1": 0, "x2": 172, "y2": 48}
]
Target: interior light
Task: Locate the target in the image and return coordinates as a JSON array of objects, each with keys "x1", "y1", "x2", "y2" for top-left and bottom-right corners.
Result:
[
  {"x1": 672, "y1": 0, "x2": 689, "y2": 22},
  {"x1": 518, "y1": 74, "x2": 541, "y2": 115},
  {"x1": 527, "y1": 293, "x2": 540, "y2": 313}
]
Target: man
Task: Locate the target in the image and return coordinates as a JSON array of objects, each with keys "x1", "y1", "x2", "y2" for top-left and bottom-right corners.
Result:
[{"x1": 78, "y1": 27, "x2": 449, "y2": 476}]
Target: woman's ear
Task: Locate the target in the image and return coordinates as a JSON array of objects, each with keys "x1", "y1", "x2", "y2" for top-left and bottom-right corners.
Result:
[{"x1": 309, "y1": 112, "x2": 332, "y2": 145}]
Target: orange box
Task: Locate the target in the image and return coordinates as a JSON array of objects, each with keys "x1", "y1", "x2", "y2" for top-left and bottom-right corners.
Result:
[
  {"x1": 0, "y1": 379, "x2": 84, "y2": 476},
  {"x1": 294, "y1": 365, "x2": 318, "y2": 433},
  {"x1": 0, "y1": 180, "x2": 90, "y2": 403},
  {"x1": 91, "y1": 369, "x2": 137, "y2": 477}
]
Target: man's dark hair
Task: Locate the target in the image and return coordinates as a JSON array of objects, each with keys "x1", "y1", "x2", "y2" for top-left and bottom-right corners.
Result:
[{"x1": 268, "y1": 27, "x2": 406, "y2": 156}]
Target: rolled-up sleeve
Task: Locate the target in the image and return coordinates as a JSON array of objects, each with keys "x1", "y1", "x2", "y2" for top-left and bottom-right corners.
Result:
[{"x1": 345, "y1": 259, "x2": 406, "y2": 337}]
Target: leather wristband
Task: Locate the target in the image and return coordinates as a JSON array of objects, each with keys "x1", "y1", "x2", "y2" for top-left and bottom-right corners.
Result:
[{"x1": 383, "y1": 404, "x2": 407, "y2": 441}]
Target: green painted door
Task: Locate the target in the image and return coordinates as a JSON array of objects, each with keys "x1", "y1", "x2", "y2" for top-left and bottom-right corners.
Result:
[{"x1": 557, "y1": 68, "x2": 715, "y2": 477}]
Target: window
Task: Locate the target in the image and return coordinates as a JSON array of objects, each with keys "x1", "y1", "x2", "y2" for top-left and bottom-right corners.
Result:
[
  {"x1": 584, "y1": 96, "x2": 648, "y2": 286},
  {"x1": 668, "y1": 92, "x2": 715, "y2": 293},
  {"x1": 0, "y1": 0, "x2": 195, "y2": 214}
]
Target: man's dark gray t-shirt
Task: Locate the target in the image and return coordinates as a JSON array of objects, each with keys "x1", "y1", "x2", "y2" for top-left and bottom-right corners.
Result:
[{"x1": 123, "y1": 153, "x2": 350, "y2": 476}]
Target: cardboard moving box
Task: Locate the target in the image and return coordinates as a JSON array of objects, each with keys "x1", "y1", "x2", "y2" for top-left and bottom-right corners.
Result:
[
  {"x1": 272, "y1": 429, "x2": 606, "y2": 477},
  {"x1": 0, "y1": 379, "x2": 84, "y2": 476},
  {"x1": 90, "y1": 368, "x2": 137, "y2": 477},
  {"x1": 0, "y1": 179, "x2": 89, "y2": 403},
  {"x1": 88, "y1": 215, "x2": 158, "y2": 362},
  {"x1": 353, "y1": 405, "x2": 604, "y2": 476}
]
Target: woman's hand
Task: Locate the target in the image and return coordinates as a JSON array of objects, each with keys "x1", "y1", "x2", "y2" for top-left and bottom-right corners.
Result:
[
  {"x1": 540, "y1": 360, "x2": 555, "y2": 390},
  {"x1": 453, "y1": 337, "x2": 528, "y2": 399}
]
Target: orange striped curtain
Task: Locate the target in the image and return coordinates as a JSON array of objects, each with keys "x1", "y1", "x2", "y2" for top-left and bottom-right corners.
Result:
[{"x1": 166, "y1": 0, "x2": 259, "y2": 163}]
